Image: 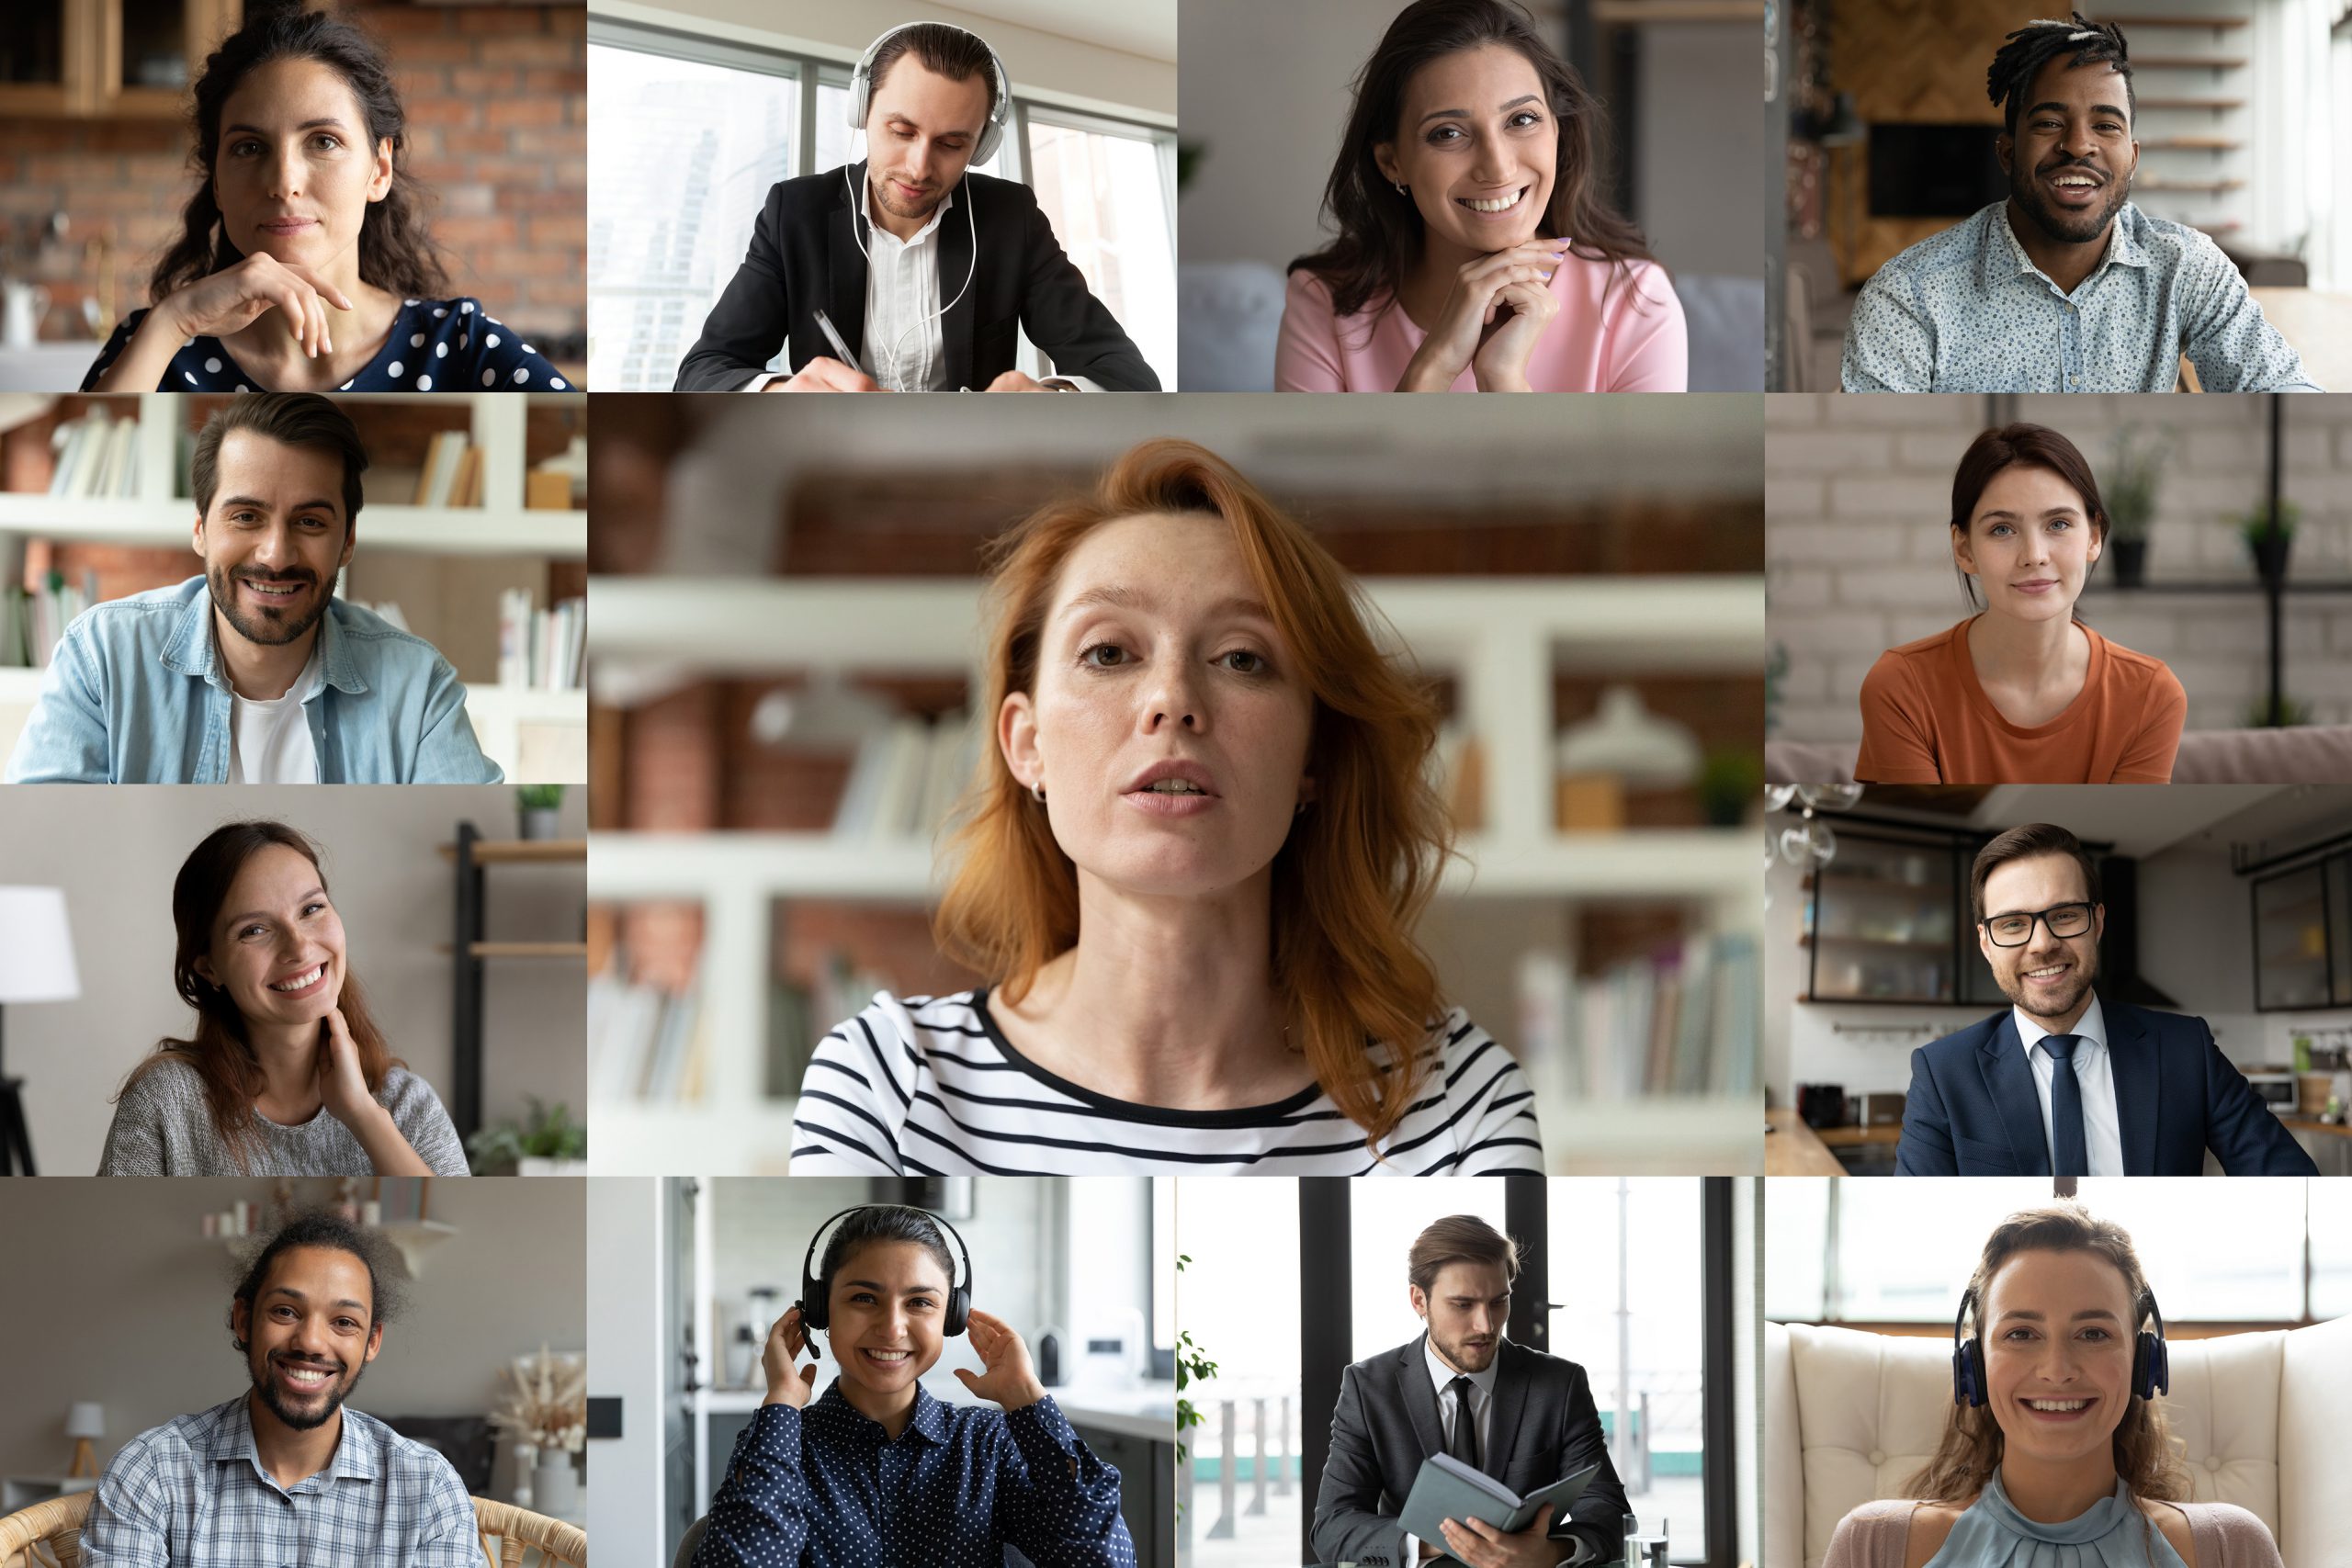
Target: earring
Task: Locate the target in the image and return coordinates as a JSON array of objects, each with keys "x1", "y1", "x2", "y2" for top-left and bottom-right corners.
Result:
[
  {"x1": 1393, "y1": 182, "x2": 1408, "y2": 196},
  {"x1": 1031, "y1": 780, "x2": 1046, "y2": 805},
  {"x1": 1295, "y1": 800, "x2": 1309, "y2": 817}
]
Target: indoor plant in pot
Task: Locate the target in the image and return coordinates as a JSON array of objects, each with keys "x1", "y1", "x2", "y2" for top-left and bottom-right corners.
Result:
[
  {"x1": 515, "y1": 784, "x2": 565, "y2": 840},
  {"x1": 2240, "y1": 499, "x2": 2300, "y2": 585},
  {"x1": 2103, "y1": 425, "x2": 2162, "y2": 587}
]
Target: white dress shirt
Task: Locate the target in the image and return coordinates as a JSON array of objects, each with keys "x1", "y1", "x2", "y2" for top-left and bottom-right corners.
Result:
[{"x1": 2013, "y1": 993, "x2": 2124, "y2": 1177}]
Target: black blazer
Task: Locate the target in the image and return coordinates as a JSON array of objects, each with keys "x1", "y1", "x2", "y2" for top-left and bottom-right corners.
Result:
[
  {"x1": 1312, "y1": 1335, "x2": 1630, "y2": 1568},
  {"x1": 1894, "y1": 997, "x2": 2319, "y2": 1176},
  {"x1": 673, "y1": 162, "x2": 1159, "y2": 391}
]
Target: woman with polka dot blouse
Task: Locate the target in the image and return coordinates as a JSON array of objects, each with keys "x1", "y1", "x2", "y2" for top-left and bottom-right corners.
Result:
[
  {"x1": 693, "y1": 1207, "x2": 1136, "y2": 1568},
  {"x1": 81, "y1": 6, "x2": 568, "y2": 396}
]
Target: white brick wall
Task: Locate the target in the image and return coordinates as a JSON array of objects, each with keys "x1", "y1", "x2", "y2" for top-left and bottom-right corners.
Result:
[{"x1": 1768, "y1": 393, "x2": 2352, "y2": 736}]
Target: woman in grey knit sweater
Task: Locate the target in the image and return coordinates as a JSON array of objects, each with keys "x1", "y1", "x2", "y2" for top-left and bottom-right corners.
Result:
[{"x1": 97, "y1": 820, "x2": 468, "y2": 1177}]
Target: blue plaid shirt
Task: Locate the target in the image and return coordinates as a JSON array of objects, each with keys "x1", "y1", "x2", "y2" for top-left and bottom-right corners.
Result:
[
  {"x1": 693, "y1": 1383, "x2": 1136, "y2": 1568},
  {"x1": 81, "y1": 1395, "x2": 478, "y2": 1567},
  {"x1": 1842, "y1": 201, "x2": 2322, "y2": 393}
]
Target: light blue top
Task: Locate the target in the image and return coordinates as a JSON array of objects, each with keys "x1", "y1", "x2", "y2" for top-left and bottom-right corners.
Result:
[
  {"x1": 5, "y1": 575, "x2": 502, "y2": 784},
  {"x1": 1842, "y1": 201, "x2": 2321, "y2": 393},
  {"x1": 1931, "y1": 1472, "x2": 2189, "y2": 1568}
]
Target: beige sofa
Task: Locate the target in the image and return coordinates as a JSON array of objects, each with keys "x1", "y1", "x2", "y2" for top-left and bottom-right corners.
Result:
[
  {"x1": 1765, "y1": 1315, "x2": 2352, "y2": 1568},
  {"x1": 1766, "y1": 726, "x2": 2352, "y2": 785}
]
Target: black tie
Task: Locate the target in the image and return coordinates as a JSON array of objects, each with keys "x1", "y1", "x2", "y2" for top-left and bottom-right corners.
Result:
[
  {"x1": 1446, "y1": 1375, "x2": 1480, "y2": 1470},
  {"x1": 2045, "y1": 1033, "x2": 2089, "y2": 1177}
]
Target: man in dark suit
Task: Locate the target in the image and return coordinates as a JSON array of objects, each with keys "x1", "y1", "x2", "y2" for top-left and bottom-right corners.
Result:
[
  {"x1": 1314, "y1": 1215, "x2": 1628, "y2": 1568},
  {"x1": 673, "y1": 21, "x2": 1158, "y2": 393},
  {"x1": 1897, "y1": 822, "x2": 2318, "y2": 1177}
]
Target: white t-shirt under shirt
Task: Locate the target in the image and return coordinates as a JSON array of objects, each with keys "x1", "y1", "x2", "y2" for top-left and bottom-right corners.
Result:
[
  {"x1": 228, "y1": 640, "x2": 323, "y2": 784},
  {"x1": 788, "y1": 988, "x2": 1545, "y2": 1176}
]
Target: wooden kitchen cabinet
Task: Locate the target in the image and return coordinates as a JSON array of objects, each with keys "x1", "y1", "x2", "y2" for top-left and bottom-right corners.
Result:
[{"x1": 0, "y1": 0, "x2": 240, "y2": 118}]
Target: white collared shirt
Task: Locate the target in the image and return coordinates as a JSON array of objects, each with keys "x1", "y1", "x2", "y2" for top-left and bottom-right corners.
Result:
[
  {"x1": 2014, "y1": 993, "x2": 2124, "y2": 1176},
  {"x1": 744, "y1": 179, "x2": 955, "y2": 392}
]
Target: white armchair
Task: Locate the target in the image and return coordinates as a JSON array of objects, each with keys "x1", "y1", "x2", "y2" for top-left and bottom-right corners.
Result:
[{"x1": 1765, "y1": 1314, "x2": 2352, "y2": 1568}]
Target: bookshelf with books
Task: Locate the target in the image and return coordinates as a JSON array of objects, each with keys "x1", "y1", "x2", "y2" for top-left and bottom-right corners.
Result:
[
  {"x1": 0, "y1": 392, "x2": 589, "y2": 781},
  {"x1": 587, "y1": 576, "x2": 1766, "y2": 1175}
]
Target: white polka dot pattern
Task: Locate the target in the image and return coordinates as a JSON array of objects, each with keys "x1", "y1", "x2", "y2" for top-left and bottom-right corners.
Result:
[
  {"x1": 691, "y1": 1385, "x2": 1137, "y2": 1568},
  {"x1": 76, "y1": 297, "x2": 568, "y2": 393}
]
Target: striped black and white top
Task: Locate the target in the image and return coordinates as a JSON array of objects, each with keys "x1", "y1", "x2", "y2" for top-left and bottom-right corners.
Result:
[{"x1": 788, "y1": 989, "x2": 1544, "y2": 1177}]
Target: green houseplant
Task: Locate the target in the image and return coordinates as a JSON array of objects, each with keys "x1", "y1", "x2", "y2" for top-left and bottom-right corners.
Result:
[
  {"x1": 516, "y1": 783, "x2": 565, "y2": 840},
  {"x1": 2103, "y1": 426, "x2": 2164, "y2": 587},
  {"x1": 2239, "y1": 500, "x2": 2300, "y2": 585},
  {"x1": 467, "y1": 1098, "x2": 587, "y2": 1175}
]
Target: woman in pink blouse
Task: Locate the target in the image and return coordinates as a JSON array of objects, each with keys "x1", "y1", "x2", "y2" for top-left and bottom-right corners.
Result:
[{"x1": 1275, "y1": 0, "x2": 1686, "y2": 393}]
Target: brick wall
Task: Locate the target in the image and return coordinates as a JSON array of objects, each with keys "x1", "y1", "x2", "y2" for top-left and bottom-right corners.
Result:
[
  {"x1": 0, "y1": 1, "x2": 584, "y2": 355},
  {"x1": 1766, "y1": 393, "x2": 2352, "y2": 739}
]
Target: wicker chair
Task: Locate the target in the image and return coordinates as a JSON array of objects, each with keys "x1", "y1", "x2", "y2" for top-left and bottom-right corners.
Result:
[
  {"x1": 474, "y1": 1495, "x2": 588, "y2": 1566},
  {"x1": 0, "y1": 1490, "x2": 92, "y2": 1568},
  {"x1": 0, "y1": 1489, "x2": 585, "y2": 1568}
]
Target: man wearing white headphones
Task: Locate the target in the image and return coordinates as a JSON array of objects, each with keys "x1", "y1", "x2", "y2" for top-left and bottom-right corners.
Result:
[{"x1": 673, "y1": 21, "x2": 1159, "y2": 392}]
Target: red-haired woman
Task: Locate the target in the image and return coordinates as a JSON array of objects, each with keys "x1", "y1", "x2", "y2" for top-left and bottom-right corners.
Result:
[
  {"x1": 790, "y1": 439, "x2": 1541, "y2": 1176},
  {"x1": 98, "y1": 821, "x2": 466, "y2": 1175}
]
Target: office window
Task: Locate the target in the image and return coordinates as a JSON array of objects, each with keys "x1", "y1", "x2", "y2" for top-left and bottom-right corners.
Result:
[
  {"x1": 1550, "y1": 1180, "x2": 1710, "y2": 1561},
  {"x1": 2314, "y1": 1178, "x2": 2352, "y2": 1317},
  {"x1": 586, "y1": 39, "x2": 798, "y2": 391},
  {"x1": 1021, "y1": 110, "x2": 1177, "y2": 384},
  {"x1": 1348, "y1": 1179, "x2": 1512, "y2": 1356},
  {"x1": 1176, "y1": 1179, "x2": 1300, "y2": 1568},
  {"x1": 1774, "y1": 1179, "x2": 2317, "y2": 1324}
]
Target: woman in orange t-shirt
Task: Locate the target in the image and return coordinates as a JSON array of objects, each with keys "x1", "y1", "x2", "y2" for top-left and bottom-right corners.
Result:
[{"x1": 1856, "y1": 423, "x2": 2186, "y2": 784}]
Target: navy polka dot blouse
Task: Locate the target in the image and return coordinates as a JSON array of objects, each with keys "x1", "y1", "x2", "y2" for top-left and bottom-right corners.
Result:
[
  {"x1": 80, "y1": 297, "x2": 571, "y2": 392},
  {"x1": 693, "y1": 1384, "x2": 1136, "y2": 1568}
]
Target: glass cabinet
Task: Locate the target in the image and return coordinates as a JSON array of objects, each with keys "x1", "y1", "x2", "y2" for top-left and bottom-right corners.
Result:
[
  {"x1": 2254, "y1": 852, "x2": 2349, "y2": 1011},
  {"x1": 1804, "y1": 826, "x2": 2001, "y2": 1005},
  {"x1": 0, "y1": 0, "x2": 237, "y2": 117}
]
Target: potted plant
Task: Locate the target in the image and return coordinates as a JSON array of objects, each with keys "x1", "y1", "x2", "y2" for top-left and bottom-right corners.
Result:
[
  {"x1": 2245, "y1": 694, "x2": 2312, "y2": 729},
  {"x1": 1698, "y1": 749, "x2": 1764, "y2": 828},
  {"x1": 2103, "y1": 426, "x2": 2163, "y2": 587},
  {"x1": 489, "y1": 1346, "x2": 586, "y2": 1516},
  {"x1": 515, "y1": 783, "x2": 565, "y2": 840},
  {"x1": 466, "y1": 1098, "x2": 586, "y2": 1176},
  {"x1": 2239, "y1": 500, "x2": 2300, "y2": 585}
]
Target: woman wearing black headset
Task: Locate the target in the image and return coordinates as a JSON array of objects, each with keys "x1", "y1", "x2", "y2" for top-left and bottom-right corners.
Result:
[
  {"x1": 691, "y1": 1205, "x2": 1137, "y2": 1568},
  {"x1": 1822, "y1": 1203, "x2": 2283, "y2": 1567}
]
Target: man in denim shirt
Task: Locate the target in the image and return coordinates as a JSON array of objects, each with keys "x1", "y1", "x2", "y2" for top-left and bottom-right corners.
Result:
[
  {"x1": 6, "y1": 394, "x2": 502, "y2": 784},
  {"x1": 1841, "y1": 14, "x2": 2318, "y2": 394}
]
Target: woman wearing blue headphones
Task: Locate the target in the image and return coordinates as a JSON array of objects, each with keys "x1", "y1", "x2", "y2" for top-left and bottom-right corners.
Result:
[
  {"x1": 1823, "y1": 1203, "x2": 2282, "y2": 1568},
  {"x1": 690, "y1": 1205, "x2": 1136, "y2": 1568}
]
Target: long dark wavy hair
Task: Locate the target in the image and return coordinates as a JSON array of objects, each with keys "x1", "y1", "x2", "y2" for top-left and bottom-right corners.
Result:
[
  {"x1": 151, "y1": 2, "x2": 448, "y2": 302},
  {"x1": 1289, "y1": 0, "x2": 1655, "y2": 320},
  {"x1": 119, "y1": 820, "x2": 401, "y2": 1169}
]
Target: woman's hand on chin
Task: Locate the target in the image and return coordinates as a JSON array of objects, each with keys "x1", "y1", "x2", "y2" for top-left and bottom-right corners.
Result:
[
  {"x1": 763, "y1": 1306, "x2": 819, "y2": 1409},
  {"x1": 314, "y1": 1006, "x2": 380, "y2": 1131},
  {"x1": 1471, "y1": 273, "x2": 1560, "y2": 393},
  {"x1": 1396, "y1": 238, "x2": 1567, "y2": 392},
  {"x1": 162, "y1": 253, "x2": 355, "y2": 359},
  {"x1": 954, "y1": 1308, "x2": 1046, "y2": 1412}
]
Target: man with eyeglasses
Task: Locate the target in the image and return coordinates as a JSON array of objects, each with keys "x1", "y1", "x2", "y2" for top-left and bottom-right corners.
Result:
[{"x1": 1895, "y1": 822, "x2": 2317, "y2": 1176}]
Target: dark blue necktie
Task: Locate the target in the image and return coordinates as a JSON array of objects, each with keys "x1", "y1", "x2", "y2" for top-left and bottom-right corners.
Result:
[{"x1": 2043, "y1": 1033, "x2": 2089, "y2": 1177}]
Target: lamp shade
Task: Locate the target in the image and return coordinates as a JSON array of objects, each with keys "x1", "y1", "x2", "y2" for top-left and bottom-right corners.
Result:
[
  {"x1": 0, "y1": 887, "x2": 79, "y2": 1003},
  {"x1": 65, "y1": 1402, "x2": 104, "y2": 1439}
]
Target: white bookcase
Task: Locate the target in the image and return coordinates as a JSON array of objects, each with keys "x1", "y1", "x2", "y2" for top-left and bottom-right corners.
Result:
[
  {"x1": 0, "y1": 392, "x2": 587, "y2": 781},
  {"x1": 587, "y1": 576, "x2": 1768, "y2": 1176}
]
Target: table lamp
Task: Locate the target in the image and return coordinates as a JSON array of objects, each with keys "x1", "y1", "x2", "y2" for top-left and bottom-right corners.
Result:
[
  {"x1": 65, "y1": 1403, "x2": 104, "y2": 1478},
  {"x1": 0, "y1": 886, "x2": 82, "y2": 1177}
]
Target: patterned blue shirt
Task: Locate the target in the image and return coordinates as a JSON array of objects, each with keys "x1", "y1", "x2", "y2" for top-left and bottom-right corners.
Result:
[
  {"x1": 82, "y1": 1395, "x2": 477, "y2": 1567},
  {"x1": 693, "y1": 1384, "x2": 1136, "y2": 1568},
  {"x1": 1842, "y1": 201, "x2": 2321, "y2": 393},
  {"x1": 82, "y1": 297, "x2": 571, "y2": 392}
]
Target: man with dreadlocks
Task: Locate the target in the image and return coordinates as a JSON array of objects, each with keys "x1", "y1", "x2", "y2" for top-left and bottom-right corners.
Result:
[{"x1": 1842, "y1": 12, "x2": 2317, "y2": 393}]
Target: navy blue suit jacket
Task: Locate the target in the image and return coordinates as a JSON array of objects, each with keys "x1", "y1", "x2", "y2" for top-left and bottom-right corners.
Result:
[{"x1": 1895, "y1": 998, "x2": 2319, "y2": 1176}]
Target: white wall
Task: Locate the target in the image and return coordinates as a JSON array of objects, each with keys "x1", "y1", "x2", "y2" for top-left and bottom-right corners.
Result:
[
  {"x1": 595, "y1": 0, "x2": 1176, "y2": 121},
  {"x1": 1634, "y1": 24, "x2": 1765, "y2": 280},
  {"x1": 0, "y1": 1176, "x2": 584, "y2": 1478},
  {"x1": 585, "y1": 1177, "x2": 665, "y2": 1568},
  {"x1": 0, "y1": 785, "x2": 589, "y2": 1172}
]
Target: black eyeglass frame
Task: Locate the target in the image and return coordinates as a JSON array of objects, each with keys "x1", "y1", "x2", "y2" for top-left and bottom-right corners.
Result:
[{"x1": 1978, "y1": 901, "x2": 2097, "y2": 947}]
